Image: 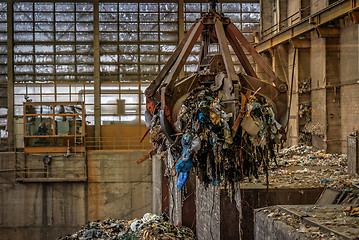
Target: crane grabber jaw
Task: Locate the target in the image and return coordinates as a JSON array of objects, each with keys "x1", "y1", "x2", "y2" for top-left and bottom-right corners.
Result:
[{"x1": 145, "y1": 4, "x2": 288, "y2": 143}]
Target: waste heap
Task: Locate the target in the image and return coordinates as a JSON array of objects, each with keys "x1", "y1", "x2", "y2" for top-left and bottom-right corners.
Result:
[
  {"x1": 149, "y1": 85, "x2": 283, "y2": 190},
  {"x1": 59, "y1": 213, "x2": 195, "y2": 240},
  {"x1": 266, "y1": 145, "x2": 359, "y2": 191}
]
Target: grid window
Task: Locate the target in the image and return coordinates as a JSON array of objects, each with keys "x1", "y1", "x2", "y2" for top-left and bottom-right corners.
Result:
[
  {"x1": 14, "y1": 83, "x2": 94, "y2": 123},
  {"x1": 13, "y1": 2, "x2": 94, "y2": 83},
  {"x1": 100, "y1": 82, "x2": 149, "y2": 124},
  {"x1": 99, "y1": 2, "x2": 178, "y2": 83},
  {"x1": 11, "y1": 1, "x2": 259, "y2": 127}
]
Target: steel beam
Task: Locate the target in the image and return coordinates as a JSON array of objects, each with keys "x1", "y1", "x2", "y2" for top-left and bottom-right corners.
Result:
[
  {"x1": 289, "y1": 39, "x2": 311, "y2": 48},
  {"x1": 255, "y1": 0, "x2": 359, "y2": 52},
  {"x1": 164, "y1": 21, "x2": 204, "y2": 94},
  {"x1": 7, "y1": 0, "x2": 14, "y2": 151},
  {"x1": 225, "y1": 29, "x2": 257, "y2": 78},
  {"x1": 93, "y1": 0, "x2": 101, "y2": 146},
  {"x1": 145, "y1": 22, "x2": 198, "y2": 98},
  {"x1": 178, "y1": 0, "x2": 185, "y2": 79},
  {"x1": 316, "y1": 27, "x2": 340, "y2": 37},
  {"x1": 215, "y1": 20, "x2": 239, "y2": 82}
]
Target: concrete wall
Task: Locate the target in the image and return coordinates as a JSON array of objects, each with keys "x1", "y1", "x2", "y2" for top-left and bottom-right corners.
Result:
[
  {"x1": 254, "y1": 208, "x2": 307, "y2": 240},
  {"x1": 325, "y1": 37, "x2": 341, "y2": 153},
  {"x1": 310, "y1": 33, "x2": 327, "y2": 149},
  {"x1": 0, "y1": 150, "x2": 152, "y2": 240},
  {"x1": 87, "y1": 151, "x2": 152, "y2": 221},
  {"x1": 340, "y1": 20, "x2": 359, "y2": 153}
]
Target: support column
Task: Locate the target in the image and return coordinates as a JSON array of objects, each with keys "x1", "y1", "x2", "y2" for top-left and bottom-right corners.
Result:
[
  {"x1": 256, "y1": 51, "x2": 272, "y2": 80},
  {"x1": 325, "y1": 37, "x2": 341, "y2": 153},
  {"x1": 310, "y1": 32, "x2": 327, "y2": 150},
  {"x1": 7, "y1": 1, "x2": 14, "y2": 151},
  {"x1": 93, "y1": 0, "x2": 101, "y2": 147},
  {"x1": 178, "y1": 0, "x2": 185, "y2": 79},
  {"x1": 340, "y1": 16, "x2": 359, "y2": 153},
  {"x1": 287, "y1": 40, "x2": 311, "y2": 146},
  {"x1": 287, "y1": 46, "x2": 299, "y2": 146},
  {"x1": 152, "y1": 154, "x2": 162, "y2": 215},
  {"x1": 273, "y1": 44, "x2": 288, "y2": 84},
  {"x1": 310, "y1": 30, "x2": 341, "y2": 153}
]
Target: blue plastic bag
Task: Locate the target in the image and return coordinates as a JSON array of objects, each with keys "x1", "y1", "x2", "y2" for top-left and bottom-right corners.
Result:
[{"x1": 177, "y1": 172, "x2": 188, "y2": 191}]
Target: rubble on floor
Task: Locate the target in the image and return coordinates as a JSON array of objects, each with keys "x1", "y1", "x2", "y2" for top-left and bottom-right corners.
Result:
[
  {"x1": 244, "y1": 145, "x2": 359, "y2": 192},
  {"x1": 258, "y1": 205, "x2": 359, "y2": 240},
  {"x1": 58, "y1": 213, "x2": 195, "y2": 240},
  {"x1": 149, "y1": 86, "x2": 283, "y2": 190}
]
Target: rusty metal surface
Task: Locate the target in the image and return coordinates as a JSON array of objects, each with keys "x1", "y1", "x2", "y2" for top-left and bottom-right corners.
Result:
[
  {"x1": 225, "y1": 28, "x2": 257, "y2": 78},
  {"x1": 146, "y1": 13, "x2": 289, "y2": 135},
  {"x1": 145, "y1": 21, "x2": 198, "y2": 100}
]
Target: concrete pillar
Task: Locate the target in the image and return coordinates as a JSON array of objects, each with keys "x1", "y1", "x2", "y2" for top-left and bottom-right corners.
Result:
[
  {"x1": 286, "y1": 42, "x2": 311, "y2": 147},
  {"x1": 273, "y1": 44, "x2": 288, "y2": 84},
  {"x1": 286, "y1": 47, "x2": 299, "y2": 146},
  {"x1": 310, "y1": 32, "x2": 327, "y2": 150},
  {"x1": 310, "y1": 30, "x2": 341, "y2": 153},
  {"x1": 325, "y1": 37, "x2": 341, "y2": 153},
  {"x1": 152, "y1": 154, "x2": 162, "y2": 215},
  {"x1": 256, "y1": 52, "x2": 272, "y2": 80},
  {"x1": 340, "y1": 17, "x2": 359, "y2": 153}
]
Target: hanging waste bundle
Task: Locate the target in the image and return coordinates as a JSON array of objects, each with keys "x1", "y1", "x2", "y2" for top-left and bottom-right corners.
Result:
[
  {"x1": 148, "y1": 84, "x2": 283, "y2": 190},
  {"x1": 141, "y1": 0, "x2": 288, "y2": 190}
]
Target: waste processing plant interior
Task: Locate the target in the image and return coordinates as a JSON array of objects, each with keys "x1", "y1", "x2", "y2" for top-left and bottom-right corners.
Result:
[{"x1": 0, "y1": 0, "x2": 359, "y2": 239}]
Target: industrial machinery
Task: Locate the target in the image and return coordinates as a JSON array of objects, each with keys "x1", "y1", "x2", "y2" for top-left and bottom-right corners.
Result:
[{"x1": 145, "y1": 0, "x2": 288, "y2": 144}]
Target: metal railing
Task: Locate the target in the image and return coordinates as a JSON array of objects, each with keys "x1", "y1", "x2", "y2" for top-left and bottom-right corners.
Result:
[
  {"x1": 261, "y1": 10, "x2": 302, "y2": 39},
  {"x1": 86, "y1": 136, "x2": 152, "y2": 150}
]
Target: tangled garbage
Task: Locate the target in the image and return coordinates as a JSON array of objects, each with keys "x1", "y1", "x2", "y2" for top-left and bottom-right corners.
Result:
[
  {"x1": 58, "y1": 213, "x2": 196, "y2": 240},
  {"x1": 248, "y1": 145, "x2": 359, "y2": 191},
  {"x1": 149, "y1": 85, "x2": 283, "y2": 190}
]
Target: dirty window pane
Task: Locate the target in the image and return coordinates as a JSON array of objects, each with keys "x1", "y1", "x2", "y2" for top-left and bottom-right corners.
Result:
[
  {"x1": 119, "y1": 3, "x2": 138, "y2": 12},
  {"x1": 242, "y1": 3, "x2": 260, "y2": 12},
  {"x1": 35, "y1": 3, "x2": 54, "y2": 12},
  {"x1": 56, "y1": 3, "x2": 75, "y2": 12},
  {"x1": 160, "y1": 3, "x2": 178, "y2": 12}
]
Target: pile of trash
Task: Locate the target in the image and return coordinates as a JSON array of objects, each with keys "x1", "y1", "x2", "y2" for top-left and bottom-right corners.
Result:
[
  {"x1": 243, "y1": 145, "x2": 359, "y2": 191},
  {"x1": 149, "y1": 86, "x2": 283, "y2": 189},
  {"x1": 59, "y1": 213, "x2": 195, "y2": 240},
  {"x1": 276, "y1": 145, "x2": 347, "y2": 167}
]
